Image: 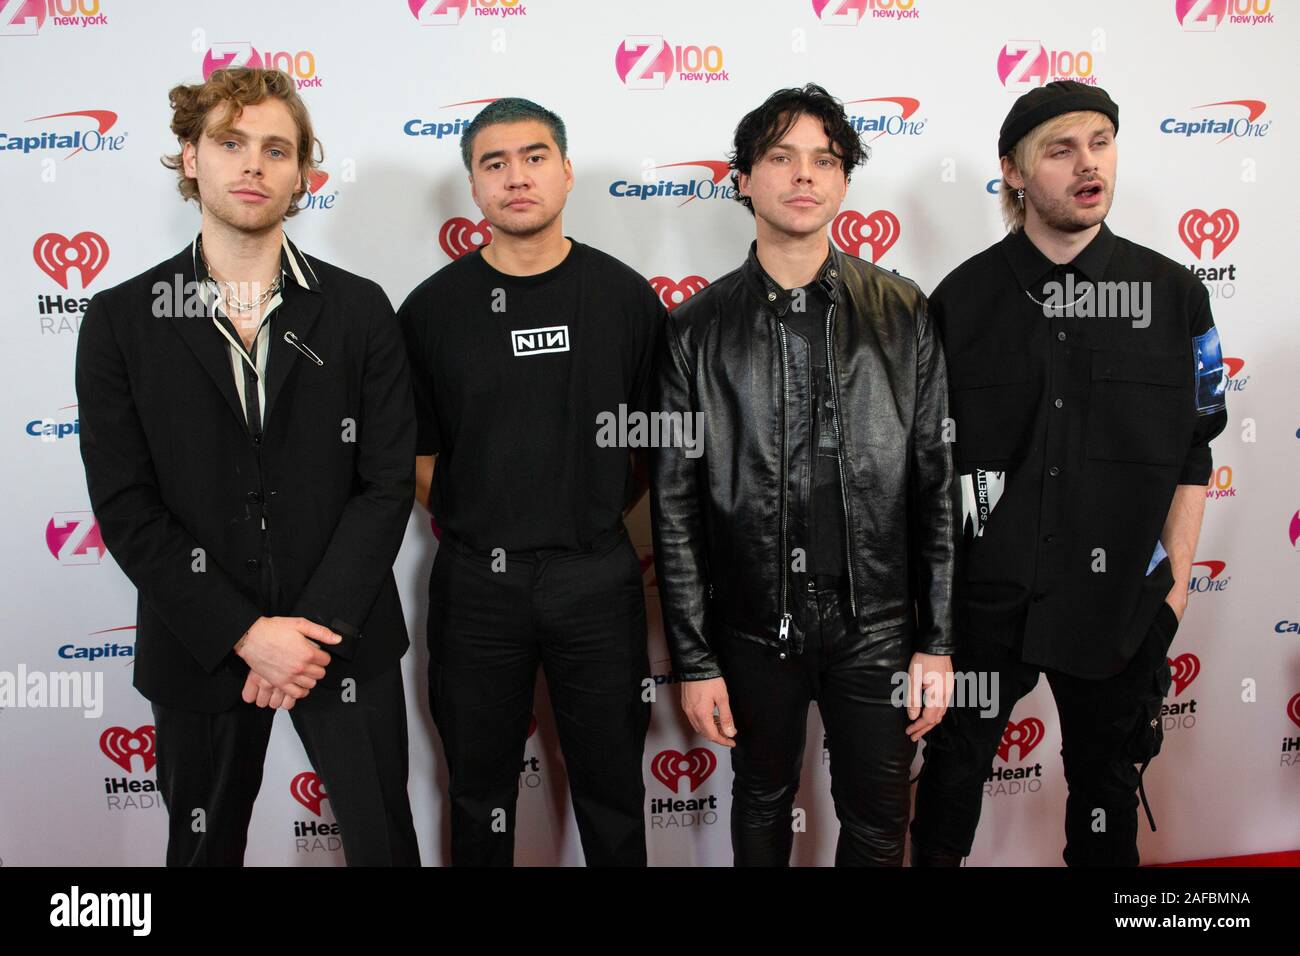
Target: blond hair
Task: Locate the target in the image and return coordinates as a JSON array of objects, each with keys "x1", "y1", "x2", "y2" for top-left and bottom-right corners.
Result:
[
  {"x1": 999, "y1": 109, "x2": 1113, "y2": 233},
  {"x1": 161, "y1": 67, "x2": 322, "y2": 218}
]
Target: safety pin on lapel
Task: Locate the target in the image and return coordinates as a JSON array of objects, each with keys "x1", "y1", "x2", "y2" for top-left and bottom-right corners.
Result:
[{"x1": 283, "y1": 330, "x2": 324, "y2": 366}]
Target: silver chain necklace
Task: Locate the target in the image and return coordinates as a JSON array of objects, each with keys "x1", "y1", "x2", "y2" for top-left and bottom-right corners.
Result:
[
  {"x1": 199, "y1": 238, "x2": 282, "y2": 313},
  {"x1": 1023, "y1": 284, "x2": 1092, "y2": 313}
]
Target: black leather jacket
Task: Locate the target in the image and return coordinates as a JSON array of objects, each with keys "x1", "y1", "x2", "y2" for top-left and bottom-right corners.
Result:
[{"x1": 649, "y1": 241, "x2": 956, "y2": 680}]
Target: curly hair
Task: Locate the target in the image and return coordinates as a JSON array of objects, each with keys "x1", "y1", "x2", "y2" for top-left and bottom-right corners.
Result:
[
  {"x1": 161, "y1": 67, "x2": 322, "y2": 218},
  {"x1": 728, "y1": 83, "x2": 869, "y2": 216}
]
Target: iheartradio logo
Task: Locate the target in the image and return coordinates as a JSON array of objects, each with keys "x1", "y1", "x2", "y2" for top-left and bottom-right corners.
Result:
[
  {"x1": 1287, "y1": 693, "x2": 1300, "y2": 728},
  {"x1": 1288, "y1": 510, "x2": 1300, "y2": 549},
  {"x1": 33, "y1": 232, "x2": 109, "y2": 289},
  {"x1": 439, "y1": 217, "x2": 491, "y2": 260},
  {"x1": 1178, "y1": 208, "x2": 1239, "y2": 259},
  {"x1": 290, "y1": 771, "x2": 329, "y2": 816},
  {"x1": 649, "y1": 275, "x2": 708, "y2": 311},
  {"x1": 46, "y1": 512, "x2": 105, "y2": 566},
  {"x1": 650, "y1": 748, "x2": 716, "y2": 793},
  {"x1": 831, "y1": 209, "x2": 900, "y2": 263},
  {"x1": 996, "y1": 717, "x2": 1044, "y2": 761},
  {"x1": 1168, "y1": 653, "x2": 1201, "y2": 696},
  {"x1": 100, "y1": 725, "x2": 156, "y2": 773}
]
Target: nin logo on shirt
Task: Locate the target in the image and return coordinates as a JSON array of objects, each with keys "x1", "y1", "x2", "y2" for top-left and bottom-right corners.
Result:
[{"x1": 511, "y1": 325, "x2": 570, "y2": 357}]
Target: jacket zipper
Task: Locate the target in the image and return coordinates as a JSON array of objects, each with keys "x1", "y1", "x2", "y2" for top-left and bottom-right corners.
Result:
[
  {"x1": 778, "y1": 321, "x2": 792, "y2": 642},
  {"x1": 824, "y1": 303, "x2": 858, "y2": 618}
]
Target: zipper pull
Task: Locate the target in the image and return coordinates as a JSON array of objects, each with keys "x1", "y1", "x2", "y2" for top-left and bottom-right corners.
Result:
[
  {"x1": 778, "y1": 613, "x2": 791, "y2": 643},
  {"x1": 283, "y1": 330, "x2": 324, "y2": 366}
]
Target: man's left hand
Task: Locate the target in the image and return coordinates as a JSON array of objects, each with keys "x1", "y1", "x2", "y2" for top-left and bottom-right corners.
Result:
[{"x1": 905, "y1": 652, "x2": 952, "y2": 743}]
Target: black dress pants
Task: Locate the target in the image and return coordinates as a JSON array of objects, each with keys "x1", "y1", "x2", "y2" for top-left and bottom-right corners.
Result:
[
  {"x1": 427, "y1": 530, "x2": 651, "y2": 866},
  {"x1": 152, "y1": 662, "x2": 420, "y2": 866}
]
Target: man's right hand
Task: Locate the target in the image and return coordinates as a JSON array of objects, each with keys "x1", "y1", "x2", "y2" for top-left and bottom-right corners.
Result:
[
  {"x1": 234, "y1": 616, "x2": 340, "y2": 701},
  {"x1": 681, "y1": 677, "x2": 736, "y2": 748}
]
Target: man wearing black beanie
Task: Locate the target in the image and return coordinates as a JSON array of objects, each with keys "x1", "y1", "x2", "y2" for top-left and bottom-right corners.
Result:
[{"x1": 909, "y1": 81, "x2": 1228, "y2": 866}]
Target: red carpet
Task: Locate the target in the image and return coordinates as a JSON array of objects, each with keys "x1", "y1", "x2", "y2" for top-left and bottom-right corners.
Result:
[{"x1": 1149, "y1": 850, "x2": 1300, "y2": 867}]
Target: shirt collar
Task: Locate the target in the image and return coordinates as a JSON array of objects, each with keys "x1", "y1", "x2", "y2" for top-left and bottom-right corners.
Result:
[
  {"x1": 744, "y1": 240, "x2": 841, "y2": 317},
  {"x1": 1001, "y1": 220, "x2": 1116, "y2": 291},
  {"x1": 190, "y1": 231, "x2": 323, "y2": 295}
]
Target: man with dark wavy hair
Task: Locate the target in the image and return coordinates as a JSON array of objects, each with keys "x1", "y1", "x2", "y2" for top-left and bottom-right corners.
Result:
[
  {"x1": 76, "y1": 68, "x2": 420, "y2": 865},
  {"x1": 650, "y1": 84, "x2": 957, "y2": 865}
]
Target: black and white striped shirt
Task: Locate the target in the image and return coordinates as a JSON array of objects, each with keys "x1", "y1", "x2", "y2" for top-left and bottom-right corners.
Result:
[{"x1": 190, "y1": 231, "x2": 322, "y2": 435}]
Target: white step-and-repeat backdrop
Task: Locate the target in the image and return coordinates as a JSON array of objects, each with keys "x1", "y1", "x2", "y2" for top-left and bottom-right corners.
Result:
[{"x1": 1, "y1": 0, "x2": 1296, "y2": 866}]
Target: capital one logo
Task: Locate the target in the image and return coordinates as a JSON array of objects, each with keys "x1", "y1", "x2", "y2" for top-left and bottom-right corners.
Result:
[
  {"x1": 1167, "y1": 654, "x2": 1201, "y2": 696},
  {"x1": 1160, "y1": 100, "x2": 1269, "y2": 144},
  {"x1": 33, "y1": 231, "x2": 108, "y2": 289},
  {"x1": 996, "y1": 41, "x2": 1096, "y2": 91},
  {"x1": 100, "y1": 725, "x2": 156, "y2": 772},
  {"x1": 1176, "y1": 0, "x2": 1273, "y2": 31},
  {"x1": 1178, "y1": 208, "x2": 1239, "y2": 259},
  {"x1": 297, "y1": 169, "x2": 337, "y2": 212},
  {"x1": 46, "y1": 512, "x2": 105, "y2": 565},
  {"x1": 844, "y1": 96, "x2": 924, "y2": 142},
  {"x1": 439, "y1": 217, "x2": 491, "y2": 260},
  {"x1": 290, "y1": 771, "x2": 329, "y2": 816},
  {"x1": 4, "y1": 109, "x2": 122, "y2": 160},
  {"x1": 1189, "y1": 559, "x2": 1230, "y2": 592},
  {"x1": 650, "y1": 748, "x2": 716, "y2": 793},
  {"x1": 996, "y1": 717, "x2": 1044, "y2": 761},
  {"x1": 831, "y1": 209, "x2": 900, "y2": 263},
  {"x1": 649, "y1": 275, "x2": 708, "y2": 311}
]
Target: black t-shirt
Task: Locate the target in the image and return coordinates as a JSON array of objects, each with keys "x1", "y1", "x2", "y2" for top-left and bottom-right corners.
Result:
[{"x1": 398, "y1": 238, "x2": 666, "y2": 552}]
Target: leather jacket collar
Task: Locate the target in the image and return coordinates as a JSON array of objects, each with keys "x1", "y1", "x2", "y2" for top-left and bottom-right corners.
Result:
[{"x1": 742, "y1": 240, "x2": 844, "y2": 317}]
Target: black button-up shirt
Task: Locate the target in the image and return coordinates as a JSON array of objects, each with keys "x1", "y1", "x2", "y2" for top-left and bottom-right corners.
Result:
[{"x1": 932, "y1": 222, "x2": 1227, "y2": 678}]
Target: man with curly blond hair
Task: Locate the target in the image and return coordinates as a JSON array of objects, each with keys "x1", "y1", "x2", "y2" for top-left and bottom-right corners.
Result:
[{"x1": 76, "y1": 68, "x2": 420, "y2": 866}]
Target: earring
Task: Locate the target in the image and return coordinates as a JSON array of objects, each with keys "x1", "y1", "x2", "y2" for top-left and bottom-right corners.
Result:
[{"x1": 1016, "y1": 188, "x2": 1025, "y2": 202}]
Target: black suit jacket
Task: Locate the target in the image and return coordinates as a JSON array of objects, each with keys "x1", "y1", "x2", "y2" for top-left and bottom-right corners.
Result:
[{"x1": 75, "y1": 241, "x2": 416, "y2": 713}]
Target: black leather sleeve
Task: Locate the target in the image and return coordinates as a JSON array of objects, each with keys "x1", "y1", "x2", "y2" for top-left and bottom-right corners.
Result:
[
  {"x1": 908, "y1": 295, "x2": 958, "y2": 656},
  {"x1": 648, "y1": 313, "x2": 723, "y2": 681}
]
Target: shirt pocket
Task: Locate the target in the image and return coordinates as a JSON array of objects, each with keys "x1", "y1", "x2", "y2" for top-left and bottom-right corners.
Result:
[
  {"x1": 1086, "y1": 349, "x2": 1188, "y2": 466},
  {"x1": 949, "y1": 352, "x2": 1034, "y2": 467}
]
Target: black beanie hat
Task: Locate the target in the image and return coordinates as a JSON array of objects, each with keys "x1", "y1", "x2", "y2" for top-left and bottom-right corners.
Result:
[{"x1": 998, "y1": 81, "x2": 1119, "y2": 157}]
